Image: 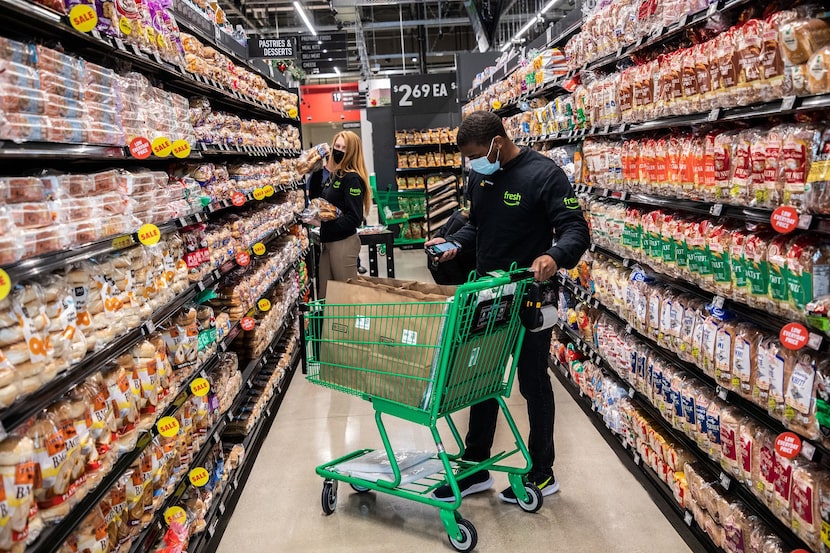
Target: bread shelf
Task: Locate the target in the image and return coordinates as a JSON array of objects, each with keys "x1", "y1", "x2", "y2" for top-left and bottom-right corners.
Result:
[
  {"x1": 0, "y1": 219, "x2": 299, "y2": 437},
  {"x1": 198, "y1": 144, "x2": 303, "y2": 158},
  {"x1": 552, "y1": 320, "x2": 815, "y2": 553},
  {"x1": 549, "y1": 356, "x2": 720, "y2": 553},
  {"x1": 394, "y1": 143, "x2": 458, "y2": 151},
  {"x1": 395, "y1": 166, "x2": 462, "y2": 175},
  {"x1": 575, "y1": 184, "x2": 830, "y2": 235},
  {"x1": 588, "y1": 243, "x2": 827, "y2": 353},
  {"x1": 0, "y1": 0, "x2": 299, "y2": 126}
]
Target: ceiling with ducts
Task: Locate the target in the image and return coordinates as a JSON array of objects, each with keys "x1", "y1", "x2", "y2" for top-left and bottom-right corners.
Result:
[{"x1": 223, "y1": 0, "x2": 575, "y2": 80}]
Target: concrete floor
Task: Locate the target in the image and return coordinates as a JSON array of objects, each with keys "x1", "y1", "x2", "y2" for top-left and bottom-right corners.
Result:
[{"x1": 216, "y1": 250, "x2": 693, "y2": 553}]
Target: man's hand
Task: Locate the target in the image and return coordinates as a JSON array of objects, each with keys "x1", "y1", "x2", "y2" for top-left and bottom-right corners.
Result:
[
  {"x1": 424, "y1": 237, "x2": 458, "y2": 262},
  {"x1": 530, "y1": 254, "x2": 558, "y2": 281}
]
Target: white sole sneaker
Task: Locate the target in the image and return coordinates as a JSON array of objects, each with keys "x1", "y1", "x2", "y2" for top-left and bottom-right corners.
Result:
[
  {"x1": 498, "y1": 479, "x2": 560, "y2": 503},
  {"x1": 432, "y1": 475, "x2": 495, "y2": 503}
]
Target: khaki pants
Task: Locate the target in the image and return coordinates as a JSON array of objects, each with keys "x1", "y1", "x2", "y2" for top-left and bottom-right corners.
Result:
[{"x1": 318, "y1": 233, "x2": 360, "y2": 298}]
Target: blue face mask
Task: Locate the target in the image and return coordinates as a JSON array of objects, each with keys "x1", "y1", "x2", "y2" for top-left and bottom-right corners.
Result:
[{"x1": 469, "y1": 138, "x2": 500, "y2": 175}]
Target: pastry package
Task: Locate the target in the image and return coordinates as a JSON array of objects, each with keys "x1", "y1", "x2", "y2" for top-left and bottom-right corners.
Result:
[{"x1": 301, "y1": 198, "x2": 341, "y2": 223}]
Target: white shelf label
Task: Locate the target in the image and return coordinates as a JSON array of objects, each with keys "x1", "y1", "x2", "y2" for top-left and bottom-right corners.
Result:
[
  {"x1": 707, "y1": 108, "x2": 720, "y2": 122},
  {"x1": 707, "y1": 2, "x2": 718, "y2": 16},
  {"x1": 709, "y1": 203, "x2": 723, "y2": 216},
  {"x1": 717, "y1": 386, "x2": 729, "y2": 401},
  {"x1": 781, "y1": 95, "x2": 797, "y2": 111},
  {"x1": 808, "y1": 332, "x2": 824, "y2": 350},
  {"x1": 628, "y1": 387, "x2": 635, "y2": 398},
  {"x1": 801, "y1": 440, "x2": 817, "y2": 461},
  {"x1": 719, "y1": 472, "x2": 731, "y2": 490},
  {"x1": 633, "y1": 453, "x2": 641, "y2": 465},
  {"x1": 712, "y1": 295, "x2": 726, "y2": 309},
  {"x1": 684, "y1": 511, "x2": 693, "y2": 526},
  {"x1": 798, "y1": 213, "x2": 814, "y2": 229}
]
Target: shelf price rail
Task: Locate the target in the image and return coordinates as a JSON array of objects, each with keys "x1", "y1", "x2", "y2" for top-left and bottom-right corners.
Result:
[{"x1": 551, "y1": 317, "x2": 815, "y2": 553}]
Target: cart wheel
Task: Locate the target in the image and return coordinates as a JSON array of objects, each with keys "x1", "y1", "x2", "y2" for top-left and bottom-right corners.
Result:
[
  {"x1": 516, "y1": 484, "x2": 543, "y2": 513},
  {"x1": 350, "y1": 483, "x2": 370, "y2": 493},
  {"x1": 321, "y1": 480, "x2": 338, "y2": 515},
  {"x1": 448, "y1": 519, "x2": 477, "y2": 552}
]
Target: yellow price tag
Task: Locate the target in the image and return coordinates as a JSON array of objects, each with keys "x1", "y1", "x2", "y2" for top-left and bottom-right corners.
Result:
[
  {"x1": 252, "y1": 188, "x2": 266, "y2": 201},
  {"x1": 263, "y1": 185, "x2": 275, "y2": 197},
  {"x1": 252, "y1": 242, "x2": 266, "y2": 256},
  {"x1": 171, "y1": 139, "x2": 191, "y2": 159},
  {"x1": 288, "y1": 107, "x2": 298, "y2": 118},
  {"x1": 164, "y1": 506, "x2": 187, "y2": 526},
  {"x1": 807, "y1": 159, "x2": 830, "y2": 183},
  {"x1": 111, "y1": 234, "x2": 135, "y2": 250},
  {"x1": 189, "y1": 467, "x2": 210, "y2": 487},
  {"x1": 119, "y1": 17, "x2": 132, "y2": 35},
  {"x1": 68, "y1": 4, "x2": 98, "y2": 33},
  {"x1": 0, "y1": 269, "x2": 11, "y2": 302},
  {"x1": 138, "y1": 223, "x2": 161, "y2": 246},
  {"x1": 151, "y1": 136, "x2": 172, "y2": 157},
  {"x1": 492, "y1": 100, "x2": 503, "y2": 110},
  {"x1": 157, "y1": 416, "x2": 180, "y2": 437},
  {"x1": 258, "y1": 298, "x2": 271, "y2": 312},
  {"x1": 157, "y1": 33, "x2": 166, "y2": 49},
  {"x1": 822, "y1": 521, "x2": 830, "y2": 548},
  {"x1": 190, "y1": 377, "x2": 210, "y2": 397}
]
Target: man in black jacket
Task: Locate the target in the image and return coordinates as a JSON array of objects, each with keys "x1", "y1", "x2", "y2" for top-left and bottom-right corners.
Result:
[{"x1": 426, "y1": 111, "x2": 589, "y2": 503}]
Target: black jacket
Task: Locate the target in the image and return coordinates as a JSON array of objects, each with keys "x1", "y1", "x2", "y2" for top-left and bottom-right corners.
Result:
[
  {"x1": 448, "y1": 147, "x2": 589, "y2": 273},
  {"x1": 320, "y1": 171, "x2": 365, "y2": 243}
]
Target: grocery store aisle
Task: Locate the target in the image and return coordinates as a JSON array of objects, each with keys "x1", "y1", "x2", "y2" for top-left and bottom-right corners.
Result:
[{"x1": 217, "y1": 251, "x2": 692, "y2": 553}]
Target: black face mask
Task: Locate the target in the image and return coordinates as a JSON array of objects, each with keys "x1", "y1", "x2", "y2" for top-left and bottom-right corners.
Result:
[{"x1": 332, "y1": 149, "x2": 345, "y2": 164}]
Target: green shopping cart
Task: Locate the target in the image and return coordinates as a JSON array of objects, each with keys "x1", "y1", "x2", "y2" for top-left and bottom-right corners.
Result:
[{"x1": 304, "y1": 268, "x2": 544, "y2": 552}]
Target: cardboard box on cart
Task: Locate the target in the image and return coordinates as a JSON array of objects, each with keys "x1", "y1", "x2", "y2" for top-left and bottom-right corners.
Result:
[{"x1": 318, "y1": 276, "x2": 519, "y2": 410}]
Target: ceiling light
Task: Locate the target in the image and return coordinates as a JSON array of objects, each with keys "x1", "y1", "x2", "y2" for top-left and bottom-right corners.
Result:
[
  {"x1": 293, "y1": 1, "x2": 317, "y2": 36},
  {"x1": 411, "y1": 56, "x2": 417, "y2": 62}
]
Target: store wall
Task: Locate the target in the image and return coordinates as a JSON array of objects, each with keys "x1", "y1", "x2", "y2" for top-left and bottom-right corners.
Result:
[
  {"x1": 366, "y1": 106, "x2": 396, "y2": 191},
  {"x1": 299, "y1": 83, "x2": 361, "y2": 124}
]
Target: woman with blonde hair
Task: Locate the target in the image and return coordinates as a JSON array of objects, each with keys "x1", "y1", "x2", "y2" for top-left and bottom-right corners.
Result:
[{"x1": 317, "y1": 130, "x2": 372, "y2": 297}]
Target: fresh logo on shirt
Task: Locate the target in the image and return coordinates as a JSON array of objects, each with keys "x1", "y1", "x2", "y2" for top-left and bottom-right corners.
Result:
[
  {"x1": 503, "y1": 191, "x2": 522, "y2": 207},
  {"x1": 349, "y1": 187, "x2": 361, "y2": 197},
  {"x1": 333, "y1": 180, "x2": 341, "y2": 189},
  {"x1": 564, "y1": 196, "x2": 580, "y2": 210}
]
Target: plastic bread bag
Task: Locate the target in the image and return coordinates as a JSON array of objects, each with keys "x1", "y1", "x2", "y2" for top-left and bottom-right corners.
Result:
[
  {"x1": 779, "y1": 17, "x2": 830, "y2": 66},
  {"x1": 295, "y1": 143, "x2": 330, "y2": 176},
  {"x1": 301, "y1": 197, "x2": 341, "y2": 223}
]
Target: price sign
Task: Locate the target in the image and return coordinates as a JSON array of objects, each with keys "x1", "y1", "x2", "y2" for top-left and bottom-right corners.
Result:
[
  {"x1": 391, "y1": 74, "x2": 458, "y2": 115},
  {"x1": 775, "y1": 432, "x2": 802, "y2": 459},
  {"x1": 0, "y1": 269, "x2": 10, "y2": 302},
  {"x1": 771, "y1": 206, "x2": 800, "y2": 234},
  {"x1": 68, "y1": 4, "x2": 97, "y2": 32},
  {"x1": 129, "y1": 137, "x2": 152, "y2": 159},
  {"x1": 263, "y1": 185, "x2": 275, "y2": 197},
  {"x1": 252, "y1": 188, "x2": 266, "y2": 201},
  {"x1": 189, "y1": 467, "x2": 210, "y2": 487},
  {"x1": 137, "y1": 224, "x2": 161, "y2": 246},
  {"x1": 156, "y1": 416, "x2": 180, "y2": 438},
  {"x1": 241, "y1": 317, "x2": 256, "y2": 331},
  {"x1": 780, "y1": 322, "x2": 809, "y2": 350},
  {"x1": 171, "y1": 139, "x2": 191, "y2": 159},
  {"x1": 236, "y1": 252, "x2": 251, "y2": 267},
  {"x1": 164, "y1": 506, "x2": 187, "y2": 526},
  {"x1": 151, "y1": 136, "x2": 172, "y2": 157},
  {"x1": 258, "y1": 298, "x2": 271, "y2": 312},
  {"x1": 288, "y1": 107, "x2": 298, "y2": 118},
  {"x1": 119, "y1": 17, "x2": 132, "y2": 35},
  {"x1": 190, "y1": 377, "x2": 210, "y2": 397},
  {"x1": 231, "y1": 192, "x2": 246, "y2": 207},
  {"x1": 252, "y1": 242, "x2": 266, "y2": 256}
]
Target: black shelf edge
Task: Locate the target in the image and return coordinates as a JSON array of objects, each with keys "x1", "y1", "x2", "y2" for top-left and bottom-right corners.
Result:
[
  {"x1": 557, "y1": 272, "x2": 830, "y2": 466},
  {"x1": 0, "y1": 142, "x2": 126, "y2": 160},
  {"x1": 0, "y1": 0, "x2": 298, "y2": 126},
  {"x1": 394, "y1": 143, "x2": 459, "y2": 151},
  {"x1": 395, "y1": 166, "x2": 462, "y2": 175},
  {"x1": 551, "y1": 323, "x2": 814, "y2": 553},
  {"x1": 193, "y1": 353, "x2": 298, "y2": 553},
  {"x1": 587, "y1": 242, "x2": 828, "y2": 352},
  {"x1": 198, "y1": 144, "x2": 303, "y2": 158},
  {"x1": 575, "y1": 184, "x2": 830, "y2": 235},
  {"x1": 548, "y1": 356, "x2": 713, "y2": 553}
]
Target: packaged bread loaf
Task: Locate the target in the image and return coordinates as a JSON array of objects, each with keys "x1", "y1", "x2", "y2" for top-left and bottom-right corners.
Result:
[
  {"x1": 722, "y1": 503, "x2": 757, "y2": 553},
  {"x1": 696, "y1": 387, "x2": 715, "y2": 454},
  {"x1": 28, "y1": 414, "x2": 75, "y2": 523},
  {"x1": 738, "y1": 419, "x2": 761, "y2": 487},
  {"x1": 779, "y1": 18, "x2": 830, "y2": 66},
  {"x1": 707, "y1": 398, "x2": 726, "y2": 462},
  {"x1": 0, "y1": 436, "x2": 35, "y2": 552},
  {"x1": 732, "y1": 324, "x2": 761, "y2": 399},
  {"x1": 773, "y1": 453, "x2": 799, "y2": 522},
  {"x1": 767, "y1": 234, "x2": 792, "y2": 316},
  {"x1": 784, "y1": 351, "x2": 820, "y2": 439},
  {"x1": 790, "y1": 463, "x2": 829, "y2": 550},
  {"x1": 768, "y1": 339, "x2": 797, "y2": 422},
  {"x1": 719, "y1": 406, "x2": 746, "y2": 478},
  {"x1": 755, "y1": 427, "x2": 778, "y2": 507},
  {"x1": 715, "y1": 317, "x2": 739, "y2": 387}
]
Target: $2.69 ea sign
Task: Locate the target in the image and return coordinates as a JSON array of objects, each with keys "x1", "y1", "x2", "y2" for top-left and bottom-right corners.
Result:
[{"x1": 391, "y1": 74, "x2": 458, "y2": 115}]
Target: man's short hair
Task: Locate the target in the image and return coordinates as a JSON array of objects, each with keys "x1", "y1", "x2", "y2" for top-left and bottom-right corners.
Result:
[{"x1": 457, "y1": 111, "x2": 507, "y2": 148}]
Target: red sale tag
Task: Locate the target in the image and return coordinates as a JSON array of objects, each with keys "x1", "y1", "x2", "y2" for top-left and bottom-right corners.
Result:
[
  {"x1": 231, "y1": 192, "x2": 246, "y2": 207},
  {"x1": 771, "y1": 206, "x2": 799, "y2": 234},
  {"x1": 780, "y1": 322, "x2": 809, "y2": 350},
  {"x1": 775, "y1": 432, "x2": 802, "y2": 459},
  {"x1": 236, "y1": 252, "x2": 250, "y2": 267},
  {"x1": 129, "y1": 137, "x2": 152, "y2": 159},
  {"x1": 241, "y1": 317, "x2": 255, "y2": 331}
]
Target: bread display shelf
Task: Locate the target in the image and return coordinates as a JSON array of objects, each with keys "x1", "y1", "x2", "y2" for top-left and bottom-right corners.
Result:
[
  {"x1": 27, "y1": 348, "x2": 223, "y2": 553},
  {"x1": 575, "y1": 185, "x2": 830, "y2": 236},
  {"x1": 549, "y1": 355, "x2": 724, "y2": 553},
  {"x1": 187, "y1": 346, "x2": 300, "y2": 553},
  {"x1": 492, "y1": 78, "x2": 569, "y2": 118},
  {"x1": 552, "y1": 319, "x2": 815, "y2": 553},
  {"x1": 395, "y1": 166, "x2": 463, "y2": 175},
  {"x1": 0, "y1": 220, "x2": 298, "y2": 436},
  {"x1": 588, "y1": 243, "x2": 828, "y2": 353},
  {"x1": 0, "y1": 0, "x2": 299, "y2": 126},
  {"x1": 512, "y1": 92, "x2": 830, "y2": 147},
  {"x1": 394, "y1": 143, "x2": 459, "y2": 151},
  {"x1": 0, "y1": 142, "x2": 128, "y2": 160},
  {"x1": 197, "y1": 144, "x2": 303, "y2": 158}
]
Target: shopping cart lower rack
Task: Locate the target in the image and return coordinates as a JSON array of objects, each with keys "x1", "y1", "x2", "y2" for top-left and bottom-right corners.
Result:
[{"x1": 304, "y1": 268, "x2": 544, "y2": 552}]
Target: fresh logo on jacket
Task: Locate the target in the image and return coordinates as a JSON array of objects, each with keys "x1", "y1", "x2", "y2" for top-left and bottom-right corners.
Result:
[
  {"x1": 349, "y1": 187, "x2": 361, "y2": 197},
  {"x1": 503, "y1": 191, "x2": 522, "y2": 207}
]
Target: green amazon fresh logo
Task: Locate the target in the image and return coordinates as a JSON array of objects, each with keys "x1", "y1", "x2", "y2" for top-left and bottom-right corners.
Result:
[
  {"x1": 349, "y1": 187, "x2": 361, "y2": 197},
  {"x1": 503, "y1": 191, "x2": 521, "y2": 207},
  {"x1": 333, "y1": 180, "x2": 341, "y2": 189},
  {"x1": 564, "y1": 196, "x2": 579, "y2": 210}
]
